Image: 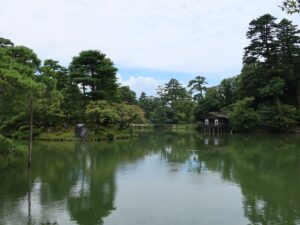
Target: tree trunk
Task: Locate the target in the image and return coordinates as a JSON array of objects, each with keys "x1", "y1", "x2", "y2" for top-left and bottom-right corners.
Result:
[{"x1": 82, "y1": 84, "x2": 86, "y2": 105}]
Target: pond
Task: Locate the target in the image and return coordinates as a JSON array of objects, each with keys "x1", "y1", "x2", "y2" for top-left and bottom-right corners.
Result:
[{"x1": 1, "y1": 131, "x2": 300, "y2": 225}]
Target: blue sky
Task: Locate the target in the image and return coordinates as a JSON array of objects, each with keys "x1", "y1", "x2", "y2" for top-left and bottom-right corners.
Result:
[{"x1": 1, "y1": 0, "x2": 299, "y2": 96}]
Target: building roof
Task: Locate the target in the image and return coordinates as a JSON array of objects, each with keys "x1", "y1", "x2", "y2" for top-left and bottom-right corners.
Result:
[{"x1": 207, "y1": 112, "x2": 229, "y2": 119}]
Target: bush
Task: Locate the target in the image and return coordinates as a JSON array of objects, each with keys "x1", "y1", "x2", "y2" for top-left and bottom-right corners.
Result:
[
  {"x1": 230, "y1": 97, "x2": 261, "y2": 132},
  {"x1": 257, "y1": 103, "x2": 297, "y2": 130},
  {"x1": 0, "y1": 135, "x2": 26, "y2": 156}
]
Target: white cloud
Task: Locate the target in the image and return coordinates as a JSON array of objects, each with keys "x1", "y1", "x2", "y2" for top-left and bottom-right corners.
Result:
[
  {"x1": 0, "y1": 0, "x2": 299, "y2": 77},
  {"x1": 118, "y1": 74, "x2": 164, "y2": 97}
]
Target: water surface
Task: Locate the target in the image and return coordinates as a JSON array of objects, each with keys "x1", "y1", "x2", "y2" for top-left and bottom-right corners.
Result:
[{"x1": 1, "y1": 131, "x2": 300, "y2": 225}]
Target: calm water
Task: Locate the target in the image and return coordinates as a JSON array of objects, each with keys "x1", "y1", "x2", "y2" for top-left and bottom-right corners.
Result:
[{"x1": 1, "y1": 131, "x2": 300, "y2": 225}]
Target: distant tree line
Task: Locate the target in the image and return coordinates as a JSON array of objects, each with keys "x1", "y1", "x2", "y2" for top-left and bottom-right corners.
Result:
[{"x1": 139, "y1": 14, "x2": 300, "y2": 132}]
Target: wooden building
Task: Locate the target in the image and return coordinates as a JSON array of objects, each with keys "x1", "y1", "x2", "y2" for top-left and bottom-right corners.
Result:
[{"x1": 202, "y1": 112, "x2": 229, "y2": 135}]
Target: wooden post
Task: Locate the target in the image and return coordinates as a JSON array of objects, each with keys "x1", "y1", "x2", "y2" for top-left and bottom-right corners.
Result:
[{"x1": 28, "y1": 97, "x2": 33, "y2": 168}]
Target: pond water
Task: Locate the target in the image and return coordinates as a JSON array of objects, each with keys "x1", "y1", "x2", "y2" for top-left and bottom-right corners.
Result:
[{"x1": 1, "y1": 131, "x2": 300, "y2": 225}]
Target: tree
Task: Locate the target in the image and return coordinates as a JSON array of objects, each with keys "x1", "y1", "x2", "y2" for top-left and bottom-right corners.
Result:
[
  {"x1": 276, "y1": 19, "x2": 300, "y2": 109},
  {"x1": 139, "y1": 93, "x2": 163, "y2": 120},
  {"x1": 118, "y1": 86, "x2": 137, "y2": 104},
  {"x1": 86, "y1": 101, "x2": 119, "y2": 132},
  {"x1": 243, "y1": 14, "x2": 278, "y2": 66},
  {"x1": 195, "y1": 87, "x2": 221, "y2": 120},
  {"x1": 257, "y1": 103, "x2": 297, "y2": 130},
  {"x1": 61, "y1": 82, "x2": 85, "y2": 123},
  {"x1": 218, "y1": 77, "x2": 237, "y2": 107},
  {"x1": 116, "y1": 103, "x2": 145, "y2": 129},
  {"x1": 69, "y1": 50, "x2": 118, "y2": 102},
  {"x1": 188, "y1": 76, "x2": 207, "y2": 101},
  {"x1": 0, "y1": 37, "x2": 14, "y2": 48},
  {"x1": 157, "y1": 79, "x2": 194, "y2": 123},
  {"x1": 230, "y1": 97, "x2": 261, "y2": 132},
  {"x1": 281, "y1": 0, "x2": 300, "y2": 14},
  {"x1": 157, "y1": 79, "x2": 189, "y2": 107},
  {"x1": 150, "y1": 107, "x2": 168, "y2": 124},
  {"x1": 40, "y1": 59, "x2": 68, "y2": 90},
  {"x1": 0, "y1": 44, "x2": 44, "y2": 137}
]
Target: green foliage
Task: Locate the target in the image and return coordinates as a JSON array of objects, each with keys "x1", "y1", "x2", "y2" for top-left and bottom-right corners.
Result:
[
  {"x1": 139, "y1": 92, "x2": 162, "y2": 120},
  {"x1": 0, "y1": 37, "x2": 14, "y2": 48},
  {"x1": 0, "y1": 135, "x2": 26, "y2": 156},
  {"x1": 61, "y1": 82, "x2": 85, "y2": 123},
  {"x1": 150, "y1": 107, "x2": 168, "y2": 124},
  {"x1": 118, "y1": 86, "x2": 137, "y2": 104},
  {"x1": 0, "y1": 42, "x2": 45, "y2": 138},
  {"x1": 218, "y1": 77, "x2": 237, "y2": 107},
  {"x1": 281, "y1": 0, "x2": 300, "y2": 14},
  {"x1": 258, "y1": 104, "x2": 297, "y2": 130},
  {"x1": 230, "y1": 98, "x2": 261, "y2": 132},
  {"x1": 259, "y1": 77, "x2": 285, "y2": 97},
  {"x1": 69, "y1": 50, "x2": 118, "y2": 101},
  {"x1": 40, "y1": 59, "x2": 68, "y2": 90},
  {"x1": 116, "y1": 103, "x2": 145, "y2": 129},
  {"x1": 188, "y1": 76, "x2": 207, "y2": 101},
  {"x1": 243, "y1": 14, "x2": 278, "y2": 66},
  {"x1": 86, "y1": 100, "x2": 119, "y2": 127},
  {"x1": 157, "y1": 79, "x2": 195, "y2": 123},
  {"x1": 195, "y1": 87, "x2": 221, "y2": 120},
  {"x1": 86, "y1": 101, "x2": 145, "y2": 130}
]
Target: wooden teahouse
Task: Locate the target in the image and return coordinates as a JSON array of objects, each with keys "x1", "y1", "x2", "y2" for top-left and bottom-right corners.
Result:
[{"x1": 202, "y1": 112, "x2": 229, "y2": 135}]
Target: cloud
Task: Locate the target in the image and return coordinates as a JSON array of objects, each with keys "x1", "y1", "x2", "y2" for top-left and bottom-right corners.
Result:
[
  {"x1": 1, "y1": 0, "x2": 299, "y2": 79},
  {"x1": 118, "y1": 74, "x2": 164, "y2": 97}
]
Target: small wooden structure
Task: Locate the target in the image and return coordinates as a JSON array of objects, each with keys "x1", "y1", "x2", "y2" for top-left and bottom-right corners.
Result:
[
  {"x1": 75, "y1": 124, "x2": 89, "y2": 138},
  {"x1": 202, "y1": 112, "x2": 229, "y2": 135}
]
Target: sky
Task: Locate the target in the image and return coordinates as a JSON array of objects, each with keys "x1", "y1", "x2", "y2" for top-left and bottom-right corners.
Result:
[{"x1": 1, "y1": 0, "x2": 299, "y2": 96}]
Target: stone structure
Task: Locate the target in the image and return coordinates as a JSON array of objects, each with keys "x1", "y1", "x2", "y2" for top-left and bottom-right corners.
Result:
[{"x1": 75, "y1": 124, "x2": 88, "y2": 138}]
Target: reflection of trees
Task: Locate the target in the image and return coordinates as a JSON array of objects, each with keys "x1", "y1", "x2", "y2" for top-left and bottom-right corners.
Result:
[
  {"x1": 148, "y1": 132, "x2": 300, "y2": 225},
  {"x1": 199, "y1": 135, "x2": 300, "y2": 225},
  {"x1": 1, "y1": 133, "x2": 300, "y2": 225},
  {"x1": 0, "y1": 138, "x2": 153, "y2": 225},
  {"x1": 228, "y1": 135, "x2": 300, "y2": 225}
]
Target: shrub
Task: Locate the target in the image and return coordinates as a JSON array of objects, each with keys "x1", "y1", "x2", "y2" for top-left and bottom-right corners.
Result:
[
  {"x1": 257, "y1": 103, "x2": 297, "y2": 130},
  {"x1": 0, "y1": 135, "x2": 26, "y2": 156},
  {"x1": 230, "y1": 97, "x2": 261, "y2": 132}
]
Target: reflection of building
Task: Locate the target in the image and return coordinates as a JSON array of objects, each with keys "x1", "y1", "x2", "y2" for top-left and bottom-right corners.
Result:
[
  {"x1": 203, "y1": 112, "x2": 229, "y2": 134},
  {"x1": 205, "y1": 138, "x2": 220, "y2": 146}
]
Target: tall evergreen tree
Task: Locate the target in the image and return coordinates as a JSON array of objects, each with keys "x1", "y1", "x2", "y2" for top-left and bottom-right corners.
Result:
[
  {"x1": 243, "y1": 14, "x2": 278, "y2": 66},
  {"x1": 276, "y1": 19, "x2": 300, "y2": 108},
  {"x1": 188, "y1": 76, "x2": 207, "y2": 101},
  {"x1": 69, "y1": 50, "x2": 118, "y2": 102}
]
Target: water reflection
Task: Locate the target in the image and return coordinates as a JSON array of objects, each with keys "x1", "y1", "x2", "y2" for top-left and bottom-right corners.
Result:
[{"x1": 0, "y1": 132, "x2": 300, "y2": 225}]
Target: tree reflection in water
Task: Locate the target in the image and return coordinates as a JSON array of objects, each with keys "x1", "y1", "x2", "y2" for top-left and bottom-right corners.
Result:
[{"x1": 0, "y1": 132, "x2": 300, "y2": 225}]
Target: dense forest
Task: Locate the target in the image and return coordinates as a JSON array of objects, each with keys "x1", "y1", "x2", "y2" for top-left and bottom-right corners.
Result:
[{"x1": 0, "y1": 12, "x2": 300, "y2": 156}]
